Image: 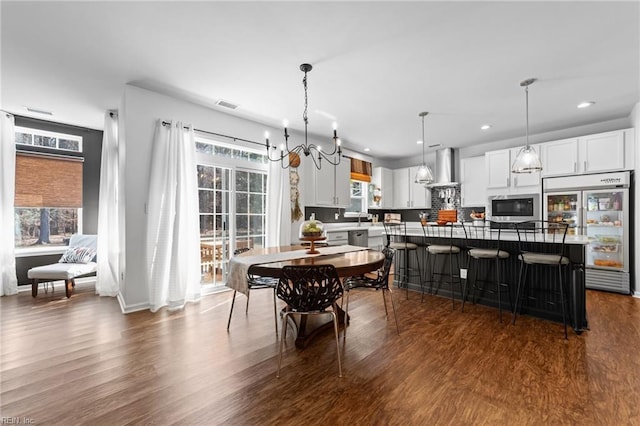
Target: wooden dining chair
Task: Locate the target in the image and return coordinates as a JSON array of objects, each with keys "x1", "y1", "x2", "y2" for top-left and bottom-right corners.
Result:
[{"x1": 276, "y1": 264, "x2": 344, "y2": 378}]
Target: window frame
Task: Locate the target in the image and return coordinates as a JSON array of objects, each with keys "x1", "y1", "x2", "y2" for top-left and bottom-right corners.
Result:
[
  {"x1": 15, "y1": 126, "x2": 83, "y2": 153},
  {"x1": 13, "y1": 126, "x2": 84, "y2": 257},
  {"x1": 344, "y1": 179, "x2": 369, "y2": 218}
]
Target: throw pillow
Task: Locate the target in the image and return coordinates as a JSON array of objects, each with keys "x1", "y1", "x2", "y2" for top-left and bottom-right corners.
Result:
[{"x1": 59, "y1": 246, "x2": 97, "y2": 264}]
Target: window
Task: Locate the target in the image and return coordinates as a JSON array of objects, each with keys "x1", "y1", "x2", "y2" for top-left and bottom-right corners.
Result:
[
  {"x1": 15, "y1": 126, "x2": 83, "y2": 152},
  {"x1": 14, "y1": 128, "x2": 84, "y2": 250},
  {"x1": 196, "y1": 136, "x2": 268, "y2": 288},
  {"x1": 345, "y1": 180, "x2": 368, "y2": 215}
]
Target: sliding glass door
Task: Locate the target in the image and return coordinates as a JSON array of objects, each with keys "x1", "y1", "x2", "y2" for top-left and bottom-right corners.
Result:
[{"x1": 196, "y1": 137, "x2": 268, "y2": 290}]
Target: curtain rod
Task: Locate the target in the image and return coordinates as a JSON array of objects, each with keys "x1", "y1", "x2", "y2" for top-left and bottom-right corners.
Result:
[{"x1": 161, "y1": 120, "x2": 266, "y2": 148}]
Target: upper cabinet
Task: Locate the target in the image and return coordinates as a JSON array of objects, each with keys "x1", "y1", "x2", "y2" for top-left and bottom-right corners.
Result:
[
  {"x1": 540, "y1": 138, "x2": 579, "y2": 177},
  {"x1": 304, "y1": 158, "x2": 351, "y2": 207},
  {"x1": 485, "y1": 145, "x2": 541, "y2": 195},
  {"x1": 371, "y1": 166, "x2": 394, "y2": 209},
  {"x1": 393, "y1": 167, "x2": 431, "y2": 209},
  {"x1": 542, "y1": 129, "x2": 634, "y2": 177},
  {"x1": 460, "y1": 155, "x2": 487, "y2": 207},
  {"x1": 485, "y1": 149, "x2": 511, "y2": 189},
  {"x1": 579, "y1": 130, "x2": 626, "y2": 173}
]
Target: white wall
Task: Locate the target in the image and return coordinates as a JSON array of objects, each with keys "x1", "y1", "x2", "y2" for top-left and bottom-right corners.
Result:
[
  {"x1": 631, "y1": 102, "x2": 640, "y2": 298},
  {"x1": 119, "y1": 85, "x2": 297, "y2": 310}
]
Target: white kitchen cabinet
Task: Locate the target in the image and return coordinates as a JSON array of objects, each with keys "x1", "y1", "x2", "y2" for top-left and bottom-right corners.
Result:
[
  {"x1": 485, "y1": 145, "x2": 541, "y2": 195},
  {"x1": 393, "y1": 167, "x2": 431, "y2": 209},
  {"x1": 460, "y1": 155, "x2": 487, "y2": 207},
  {"x1": 371, "y1": 166, "x2": 394, "y2": 208},
  {"x1": 540, "y1": 129, "x2": 634, "y2": 177},
  {"x1": 409, "y1": 166, "x2": 431, "y2": 208},
  {"x1": 393, "y1": 168, "x2": 410, "y2": 208},
  {"x1": 335, "y1": 159, "x2": 351, "y2": 206},
  {"x1": 579, "y1": 130, "x2": 625, "y2": 173},
  {"x1": 485, "y1": 149, "x2": 511, "y2": 189},
  {"x1": 305, "y1": 157, "x2": 351, "y2": 207},
  {"x1": 541, "y1": 138, "x2": 579, "y2": 177}
]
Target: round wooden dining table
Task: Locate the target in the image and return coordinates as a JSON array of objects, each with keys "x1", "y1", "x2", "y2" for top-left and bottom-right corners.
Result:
[
  {"x1": 246, "y1": 245, "x2": 385, "y2": 278},
  {"x1": 238, "y1": 245, "x2": 385, "y2": 348}
]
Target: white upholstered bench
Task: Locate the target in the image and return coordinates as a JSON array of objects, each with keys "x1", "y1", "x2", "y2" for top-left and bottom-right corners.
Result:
[{"x1": 28, "y1": 234, "x2": 98, "y2": 298}]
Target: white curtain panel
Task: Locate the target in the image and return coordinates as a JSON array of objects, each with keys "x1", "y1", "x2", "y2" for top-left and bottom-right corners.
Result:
[
  {"x1": 265, "y1": 160, "x2": 291, "y2": 247},
  {"x1": 146, "y1": 120, "x2": 201, "y2": 312},
  {"x1": 0, "y1": 113, "x2": 18, "y2": 296},
  {"x1": 96, "y1": 111, "x2": 120, "y2": 297}
]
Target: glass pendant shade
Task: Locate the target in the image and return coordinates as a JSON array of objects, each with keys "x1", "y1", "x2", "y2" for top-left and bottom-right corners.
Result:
[
  {"x1": 511, "y1": 145, "x2": 542, "y2": 173},
  {"x1": 512, "y1": 78, "x2": 542, "y2": 174},
  {"x1": 415, "y1": 164, "x2": 434, "y2": 184}
]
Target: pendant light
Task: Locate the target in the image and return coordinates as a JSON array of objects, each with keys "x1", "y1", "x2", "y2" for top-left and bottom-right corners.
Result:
[
  {"x1": 511, "y1": 78, "x2": 542, "y2": 173},
  {"x1": 414, "y1": 111, "x2": 434, "y2": 185}
]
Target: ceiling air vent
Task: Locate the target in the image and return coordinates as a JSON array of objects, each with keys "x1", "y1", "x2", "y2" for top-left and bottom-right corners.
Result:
[
  {"x1": 25, "y1": 106, "x2": 53, "y2": 116},
  {"x1": 215, "y1": 99, "x2": 239, "y2": 110}
]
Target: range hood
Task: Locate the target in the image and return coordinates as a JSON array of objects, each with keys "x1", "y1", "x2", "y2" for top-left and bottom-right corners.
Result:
[{"x1": 427, "y1": 148, "x2": 459, "y2": 188}]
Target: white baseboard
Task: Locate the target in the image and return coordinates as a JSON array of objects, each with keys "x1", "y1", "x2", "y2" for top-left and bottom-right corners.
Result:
[
  {"x1": 633, "y1": 291, "x2": 640, "y2": 299},
  {"x1": 117, "y1": 293, "x2": 150, "y2": 313}
]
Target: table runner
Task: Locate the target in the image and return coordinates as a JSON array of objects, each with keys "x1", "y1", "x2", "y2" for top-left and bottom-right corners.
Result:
[{"x1": 226, "y1": 245, "x2": 369, "y2": 295}]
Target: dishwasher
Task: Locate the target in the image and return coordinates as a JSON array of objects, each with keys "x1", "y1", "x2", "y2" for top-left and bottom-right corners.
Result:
[{"x1": 348, "y1": 229, "x2": 369, "y2": 247}]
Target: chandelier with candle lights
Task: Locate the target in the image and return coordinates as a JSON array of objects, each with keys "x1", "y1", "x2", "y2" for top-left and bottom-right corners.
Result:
[{"x1": 265, "y1": 63, "x2": 342, "y2": 169}]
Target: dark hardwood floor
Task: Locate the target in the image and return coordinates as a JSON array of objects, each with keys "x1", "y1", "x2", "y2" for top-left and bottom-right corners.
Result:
[{"x1": 1, "y1": 282, "x2": 639, "y2": 425}]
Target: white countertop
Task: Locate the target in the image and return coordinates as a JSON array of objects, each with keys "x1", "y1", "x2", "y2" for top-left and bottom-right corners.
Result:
[{"x1": 322, "y1": 222, "x2": 589, "y2": 244}]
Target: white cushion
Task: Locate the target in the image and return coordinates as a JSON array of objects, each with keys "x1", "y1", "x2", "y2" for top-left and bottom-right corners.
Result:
[
  {"x1": 28, "y1": 262, "x2": 97, "y2": 280},
  {"x1": 519, "y1": 253, "x2": 569, "y2": 265},
  {"x1": 428, "y1": 245, "x2": 461, "y2": 255},
  {"x1": 469, "y1": 248, "x2": 510, "y2": 259},
  {"x1": 390, "y1": 242, "x2": 418, "y2": 250},
  {"x1": 69, "y1": 234, "x2": 98, "y2": 250}
]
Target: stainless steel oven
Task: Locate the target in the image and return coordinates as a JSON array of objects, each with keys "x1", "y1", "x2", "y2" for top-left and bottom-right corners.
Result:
[{"x1": 489, "y1": 194, "x2": 540, "y2": 228}]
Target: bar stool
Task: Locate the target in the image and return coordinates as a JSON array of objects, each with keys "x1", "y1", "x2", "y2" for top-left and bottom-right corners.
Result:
[
  {"x1": 383, "y1": 221, "x2": 423, "y2": 299},
  {"x1": 461, "y1": 221, "x2": 512, "y2": 322},
  {"x1": 512, "y1": 220, "x2": 571, "y2": 339},
  {"x1": 422, "y1": 222, "x2": 465, "y2": 308}
]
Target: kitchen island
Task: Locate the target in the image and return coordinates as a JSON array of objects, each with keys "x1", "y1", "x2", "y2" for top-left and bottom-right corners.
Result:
[{"x1": 388, "y1": 223, "x2": 588, "y2": 333}]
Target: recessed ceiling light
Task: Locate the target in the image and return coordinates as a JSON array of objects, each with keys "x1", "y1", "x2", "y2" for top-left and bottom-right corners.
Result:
[
  {"x1": 25, "y1": 106, "x2": 53, "y2": 116},
  {"x1": 417, "y1": 140, "x2": 423, "y2": 144},
  {"x1": 577, "y1": 101, "x2": 595, "y2": 109},
  {"x1": 481, "y1": 124, "x2": 491, "y2": 130},
  {"x1": 364, "y1": 148, "x2": 371, "y2": 152}
]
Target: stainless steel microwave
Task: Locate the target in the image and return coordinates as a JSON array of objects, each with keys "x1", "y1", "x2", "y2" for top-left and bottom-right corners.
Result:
[{"x1": 490, "y1": 195, "x2": 540, "y2": 222}]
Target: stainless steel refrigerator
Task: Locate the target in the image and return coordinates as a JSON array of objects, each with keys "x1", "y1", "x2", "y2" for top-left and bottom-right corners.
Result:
[{"x1": 543, "y1": 171, "x2": 631, "y2": 294}]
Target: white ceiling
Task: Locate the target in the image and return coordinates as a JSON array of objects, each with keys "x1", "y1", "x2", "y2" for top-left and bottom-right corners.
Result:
[{"x1": 2, "y1": 1, "x2": 638, "y2": 160}]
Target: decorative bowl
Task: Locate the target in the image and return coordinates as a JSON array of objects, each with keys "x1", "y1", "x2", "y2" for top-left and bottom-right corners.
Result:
[{"x1": 299, "y1": 219, "x2": 325, "y2": 238}]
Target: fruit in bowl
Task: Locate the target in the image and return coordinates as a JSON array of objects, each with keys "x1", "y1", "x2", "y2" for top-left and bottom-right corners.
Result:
[
  {"x1": 470, "y1": 210, "x2": 485, "y2": 220},
  {"x1": 300, "y1": 220, "x2": 324, "y2": 237}
]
